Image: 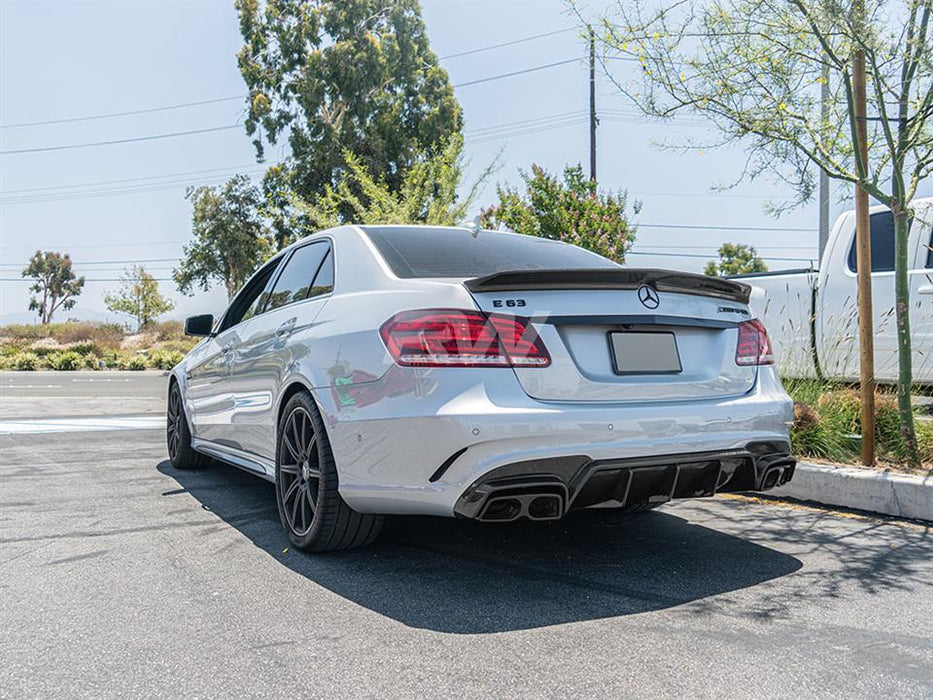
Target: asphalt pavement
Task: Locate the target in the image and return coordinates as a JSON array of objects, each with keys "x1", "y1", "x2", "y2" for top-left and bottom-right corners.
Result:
[{"x1": 1, "y1": 371, "x2": 931, "y2": 698}]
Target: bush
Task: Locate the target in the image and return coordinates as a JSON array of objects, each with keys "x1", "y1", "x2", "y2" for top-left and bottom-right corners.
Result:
[
  {"x1": 143, "y1": 320, "x2": 185, "y2": 342},
  {"x1": 51, "y1": 322, "x2": 124, "y2": 347},
  {"x1": 791, "y1": 401, "x2": 852, "y2": 462},
  {"x1": 147, "y1": 349, "x2": 184, "y2": 370},
  {"x1": 156, "y1": 339, "x2": 198, "y2": 354},
  {"x1": 82, "y1": 354, "x2": 103, "y2": 370},
  {"x1": 119, "y1": 354, "x2": 148, "y2": 371},
  {"x1": 11, "y1": 352, "x2": 39, "y2": 371},
  {"x1": 46, "y1": 351, "x2": 84, "y2": 371},
  {"x1": 0, "y1": 324, "x2": 49, "y2": 340}
]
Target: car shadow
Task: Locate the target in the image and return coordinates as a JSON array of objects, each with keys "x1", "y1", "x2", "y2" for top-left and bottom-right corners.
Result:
[{"x1": 157, "y1": 460, "x2": 804, "y2": 633}]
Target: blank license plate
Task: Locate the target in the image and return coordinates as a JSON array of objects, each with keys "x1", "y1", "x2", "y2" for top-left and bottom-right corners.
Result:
[{"x1": 609, "y1": 332, "x2": 682, "y2": 374}]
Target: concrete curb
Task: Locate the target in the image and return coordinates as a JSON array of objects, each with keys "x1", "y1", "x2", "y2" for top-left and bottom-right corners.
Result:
[{"x1": 770, "y1": 462, "x2": 933, "y2": 522}]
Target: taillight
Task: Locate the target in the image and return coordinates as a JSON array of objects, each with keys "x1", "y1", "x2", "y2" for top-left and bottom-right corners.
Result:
[
  {"x1": 735, "y1": 319, "x2": 775, "y2": 366},
  {"x1": 379, "y1": 309, "x2": 550, "y2": 368}
]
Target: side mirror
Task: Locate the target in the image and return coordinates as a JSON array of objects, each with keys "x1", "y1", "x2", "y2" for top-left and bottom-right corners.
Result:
[{"x1": 184, "y1": 314, "x2": 215, "y2": 337}]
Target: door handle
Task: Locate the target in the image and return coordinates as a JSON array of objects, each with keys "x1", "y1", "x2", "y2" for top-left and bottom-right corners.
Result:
[
  {"x1": 919, "y1": 285, "x2": 933, "y2": 295},
  {"x1": 276, "y1": 318, "x2": 297, "y2": 336}
]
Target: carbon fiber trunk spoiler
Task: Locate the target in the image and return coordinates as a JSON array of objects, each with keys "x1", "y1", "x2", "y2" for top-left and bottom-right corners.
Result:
[{"x1": 464, "y1": 268, "x2": 751, "y2": 305}]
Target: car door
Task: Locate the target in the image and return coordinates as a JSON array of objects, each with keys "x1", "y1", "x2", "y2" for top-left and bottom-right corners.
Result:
[
  {"x1": 227, "y1": 240, "x2": 335, "y2": 463},
  {"x1": 819, "y1": 209, "x2": 899, "y2": 382},
  {"x1": 185, "y1": 256, "x2": 283, "y2": 448}
]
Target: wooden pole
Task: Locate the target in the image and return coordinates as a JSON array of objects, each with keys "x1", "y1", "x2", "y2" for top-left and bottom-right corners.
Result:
[{"x1": 852, "y1": 10, "x2": 876, "y2": 466}]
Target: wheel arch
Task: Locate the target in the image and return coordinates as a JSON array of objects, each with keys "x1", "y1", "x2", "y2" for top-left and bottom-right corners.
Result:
[
  {"x1": 167, "y1": 369, "x2": 197, "y2": 436},
  {"x1": 275, "y1": 378, "x2": 327, "y2": 443}
]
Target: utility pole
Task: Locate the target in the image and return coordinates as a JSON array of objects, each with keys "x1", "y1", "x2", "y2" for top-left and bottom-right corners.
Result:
[
  {"x1": 852, "y1": 0, "x2": 876, "y2": 466},
  {"x1": 589, "y1": 25, "x2": 597, "y2": 182},
  {"x1": 818, "y1": 61, "x2": 830, "y2": 258}
]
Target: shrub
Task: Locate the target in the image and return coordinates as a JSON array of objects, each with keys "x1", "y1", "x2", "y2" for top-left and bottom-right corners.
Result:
[
  {"x1": 156, "y1": 339, "x2": 198, "y2": 354},
  {"x1": 67, "y1": 342, "x2": 97, "y2": 356},
  {"x1": 82, "y1": 353, "x2": 103, "y2": 370},
  {"x1": 147, "y1": 349, "x2": 184, "y2": 370},
  {"x1": 51, "y1": 321, "x2": 124, "y2": 346},
  {"x1": 917, "y1": 421, "x2": 933, "y2": 464},
  {"x1": 790, "y1": 401, "x2": 853, "y2": 461},
  {"x1": 143, "y1": 320, "x2": 185, "y2": 342},
  {"x1": 119, "y1": 354, "x2": 148, "y2": 371},
  {"x1": 0, "y1": 324, "x2": 48, "y2": 340},
  {"x1": 46, "y1": 351, "x2": 84, "y2": 371},
  {"x1": 11, "y1": 352, "x2": 39, "y2": 371},
  {"x1": 816, "y1": 389, "x2": 860, "y2": 436}
]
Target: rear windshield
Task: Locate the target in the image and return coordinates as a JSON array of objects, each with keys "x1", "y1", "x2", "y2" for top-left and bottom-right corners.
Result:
[{"x1": 362, "y1": 226, "x2": 619, "y2": 278}]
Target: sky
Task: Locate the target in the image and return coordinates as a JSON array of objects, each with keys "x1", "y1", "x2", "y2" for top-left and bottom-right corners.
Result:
[{"x1": 2, "y1": 0, "x2": 921, "y2": 325}]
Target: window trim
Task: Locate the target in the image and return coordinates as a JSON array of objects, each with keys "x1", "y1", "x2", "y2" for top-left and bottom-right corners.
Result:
[
  {"x1": 258, "y1": 237, "x2": 334, "y2": 315},
  {"x1": 216, "y1": 254, "x2": 287, "y2": 333}
]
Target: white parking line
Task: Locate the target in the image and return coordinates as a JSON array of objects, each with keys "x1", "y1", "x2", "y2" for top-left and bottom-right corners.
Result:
[{"x1": 0, "y1": 415, "x2": 164, "y2": 435}]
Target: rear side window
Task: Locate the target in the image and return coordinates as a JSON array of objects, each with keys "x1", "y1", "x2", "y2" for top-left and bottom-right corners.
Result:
[
  {"x1": 847, "y1": 211, "x2": 908, "y2": 273},
  {"x1": 362, "y1": 226, "x2": 619, "y2": 278},
  {"x1": 266, "y1": 242, "x2": 330, "y2": 312},
  {"x1": 309, "y1": 249, "x2": 334, "y2": 297},
  {"x1": 221, "y1": 257, "x2": 282, "y2": 331},
  {"x1": 926, "y1": 229, "x2": 932, "y2": 268}
]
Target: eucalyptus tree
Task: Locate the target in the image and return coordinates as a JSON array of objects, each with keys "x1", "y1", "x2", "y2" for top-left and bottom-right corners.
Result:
[{"x1": 235, "y1": 0, "x2": 462, "y2": 200}]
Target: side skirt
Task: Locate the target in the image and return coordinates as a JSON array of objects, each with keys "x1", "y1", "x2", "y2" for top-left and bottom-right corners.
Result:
[{"x1": 191, "y1": 438, "x2": 276, "y2": 483}]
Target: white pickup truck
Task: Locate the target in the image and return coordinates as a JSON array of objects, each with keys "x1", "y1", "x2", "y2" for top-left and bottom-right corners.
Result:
[{"x1": 733, "y1": 198, "x2": 933, "y2": 385}]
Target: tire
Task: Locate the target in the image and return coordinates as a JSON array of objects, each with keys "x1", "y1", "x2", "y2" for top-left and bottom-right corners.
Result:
[
  {"x1": 275, "y1": 390, "x2": 383, "y2": 552},
  {"x1": 167, "y1": 381, "x2": 210, "y2": 470}
]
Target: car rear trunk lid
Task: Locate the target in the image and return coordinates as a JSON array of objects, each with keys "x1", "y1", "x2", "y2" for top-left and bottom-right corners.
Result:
[{"x1": 465, "y1": 269, "x2": 757, "y2": 403}]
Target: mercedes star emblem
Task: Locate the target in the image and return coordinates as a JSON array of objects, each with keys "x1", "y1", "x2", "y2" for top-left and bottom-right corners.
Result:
[{"x1": 637, "y1": 285, "x2": 660, "y2": 309}]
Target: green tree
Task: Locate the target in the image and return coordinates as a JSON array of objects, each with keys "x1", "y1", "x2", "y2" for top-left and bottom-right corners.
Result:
[
  {"x1": 592, "y1": 0, "x2": 932, "y2": 464},
  {"x1": 480, "y1": 164, "x2": 638, "y2": 262},
  {"x1": 704, "y1": 243, "x2": 768, "y2": 277},
  {"x1": 21, "y1": 251, "x2": 85, "y2": 325},
  {"x1": 105, "y1": 266, "x2": 174, "y2": 332},
  {"x1": 176, "y1": 175, "x2": 274, "y2": 300},
  {"x1": 296, "y1": 135, "x2": 492, "y2": 230},
  {"x1": 235, "y1": 0, "x2": 462, "y2": 200}
]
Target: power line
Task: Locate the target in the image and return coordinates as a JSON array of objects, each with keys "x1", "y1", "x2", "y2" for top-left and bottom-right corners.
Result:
[
  {"x1": 1, "y1": 164, "x2": 262, "y2": 195},
  {"x1": 453, "y1": 58, "x2": 579, "y2": 88},
  {"x1": 0, "y1": 96, "x2": 244, "y2": 130},
  {"x1": 1, "y1": 28, "x2": 580, "y2": 131},
  {"x1": 441, "y1": 27, "x2": 577, "y2": 59},
  {"x1": 0, "y1": 257, "x2": 180, "y2": 268},
  {"x1": 0, "y1": 124, "x2": 241, "y2": 156},
  {"x1": 1, "y1": 170, "x2": 265, "y2": 205},
  {"x1": 635, "y1": 222, "x2": 815, "y2": 232},
  {"x1": 626, "y1": 251, "x2": 815, "y2": 262},
  {"x1": 0, "y1": 277, "x2": 174, "y2": 282}
]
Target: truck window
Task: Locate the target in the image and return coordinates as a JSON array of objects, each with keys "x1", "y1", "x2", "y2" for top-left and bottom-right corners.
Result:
[{"x1": 847, "y1": 212, "x2": 901, "y2": 273}]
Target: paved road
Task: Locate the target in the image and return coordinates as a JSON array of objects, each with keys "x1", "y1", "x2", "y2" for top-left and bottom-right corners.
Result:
[{"x1": 1, "y1": 372, "x2": 931, "y2": 698}]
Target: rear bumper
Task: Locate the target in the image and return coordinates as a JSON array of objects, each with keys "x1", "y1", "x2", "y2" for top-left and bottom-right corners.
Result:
[
  {"x1": 316, "y1": 365, "x2": 795, "y2": 517},
  {"x1": 453, "y1": 443, "x2": 796, "y2": 522}
]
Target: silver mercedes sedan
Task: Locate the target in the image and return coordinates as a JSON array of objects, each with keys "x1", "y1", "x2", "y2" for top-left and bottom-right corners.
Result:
[{"x1": 167, "y1": 225, "x2": 796, "y2": 552}]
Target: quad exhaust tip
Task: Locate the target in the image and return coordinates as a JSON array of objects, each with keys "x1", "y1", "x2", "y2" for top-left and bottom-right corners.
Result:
[
  {"x1": 479, "y1": 493, "x2": 565, "y2": 522},
  {"x1": 760, "y1": 462, "x2": 795, "y2": 490}
]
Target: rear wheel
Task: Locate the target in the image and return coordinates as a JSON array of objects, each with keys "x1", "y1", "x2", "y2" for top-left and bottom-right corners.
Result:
[
  {"x1": 167, "y1": 382, "x2": 210, "y2": 470},
  {"x1": 275, "y1": 391, "x2": 383, "y2": 552}
]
